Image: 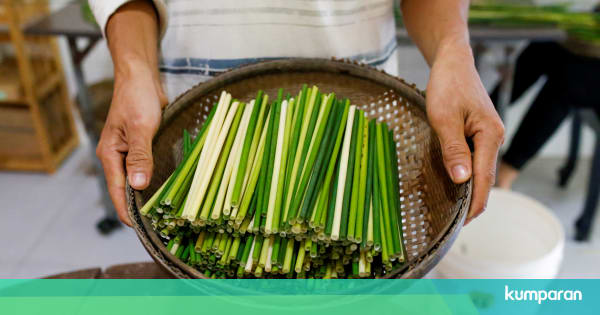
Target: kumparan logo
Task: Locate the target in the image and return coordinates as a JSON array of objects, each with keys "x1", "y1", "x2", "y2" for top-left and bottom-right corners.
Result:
[{"x1": 505, "y1": 285, "x2": 583, "y2": 304}]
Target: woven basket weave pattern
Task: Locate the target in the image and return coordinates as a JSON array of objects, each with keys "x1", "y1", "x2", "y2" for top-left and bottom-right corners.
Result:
[{"x1": 128, "y1": 59, "x2": 471, "y2": 278}]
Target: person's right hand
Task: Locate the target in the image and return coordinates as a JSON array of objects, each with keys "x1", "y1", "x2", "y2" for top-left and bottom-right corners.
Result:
[{"x1": 96, "y1": 64, "x2": 167, "y2": 226}]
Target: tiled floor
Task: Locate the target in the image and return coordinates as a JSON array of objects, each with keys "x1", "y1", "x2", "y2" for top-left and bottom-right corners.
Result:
[
  {"x1": 0, "y1": 146, "x2": 149, "y2": 278},
  {"x1": 0, "y1": 144, "x2": 598, "y2": 278}
]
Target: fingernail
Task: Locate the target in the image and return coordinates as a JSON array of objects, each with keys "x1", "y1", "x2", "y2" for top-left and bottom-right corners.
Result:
[
  {"x1": 452, "y1": 165, "x2": 469, "y2": 182},
  {"x1": 131, "y1": 173, "x2": 147, "y2": 188}
]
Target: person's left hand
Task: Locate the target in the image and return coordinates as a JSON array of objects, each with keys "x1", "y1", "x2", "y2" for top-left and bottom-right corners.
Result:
[{"x1": 425, "y1": 44, "x2": 505, "y2": 225}]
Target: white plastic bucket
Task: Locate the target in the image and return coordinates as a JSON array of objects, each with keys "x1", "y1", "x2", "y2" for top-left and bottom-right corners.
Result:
[{"x1": 434, "y1": 188, "x2": 565, "y2": 279}]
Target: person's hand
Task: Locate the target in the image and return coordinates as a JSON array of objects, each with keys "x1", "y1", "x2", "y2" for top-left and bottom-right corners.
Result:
[
  {"x1": 96, "y1": 64, "x2": 167, "y2": 226},
  {"x1": 426, "y1": 43, "x2": 505, "y2": 225}
]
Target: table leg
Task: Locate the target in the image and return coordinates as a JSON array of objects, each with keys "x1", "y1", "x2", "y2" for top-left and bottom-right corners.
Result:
[{"x1": 66, "y1": 37, "x2": 120, "y2": 234}]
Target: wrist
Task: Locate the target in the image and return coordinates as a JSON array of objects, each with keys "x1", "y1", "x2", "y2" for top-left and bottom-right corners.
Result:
[
  {"x1": 114, "y1": 57, "x2": 156, "y2": 82},
  {"x1": 432, "y1": 33, "x2": 474, "y2": 67},
  {"x1": 113, "y1": 58, "x2": 167, "y2": 109}
]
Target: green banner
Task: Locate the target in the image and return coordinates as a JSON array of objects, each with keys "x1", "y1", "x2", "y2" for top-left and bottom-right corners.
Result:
[{"x1": 0, "y1": 279, "x2": 596, "y2": 315}]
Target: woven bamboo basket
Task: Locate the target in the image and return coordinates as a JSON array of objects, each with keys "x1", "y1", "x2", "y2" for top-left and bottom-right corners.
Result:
[{"x1": 126, "y1": 58, "x2": 472, "y2": 279}]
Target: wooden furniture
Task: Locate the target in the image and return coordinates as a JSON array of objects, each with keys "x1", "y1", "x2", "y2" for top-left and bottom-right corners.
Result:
[
  {"x1": 44, "y1": 262, "x2": 174, "y2": 279},
  {"x1": 0, "y1": 0, "x2": 78, "y2": 172},
  {"x1": 23, "y1": 2, "x2": 120, "y2": 234}
]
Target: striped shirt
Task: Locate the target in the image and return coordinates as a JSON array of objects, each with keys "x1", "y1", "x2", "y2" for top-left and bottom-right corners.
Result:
[{"x1": 91, "y1": 0, "x2": 399, "y2": 102}]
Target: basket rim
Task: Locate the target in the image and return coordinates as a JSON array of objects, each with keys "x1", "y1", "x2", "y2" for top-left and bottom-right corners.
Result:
[{"x1": 127, "y1": 58, "x2": 471, "y2": 279}]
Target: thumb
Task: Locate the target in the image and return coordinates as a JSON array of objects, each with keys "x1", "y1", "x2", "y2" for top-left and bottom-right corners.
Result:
[
  {"x1": 126, "y1": 135, "x2": 154, "y2": 190},
  {"x1": 433, "y1": 120, "x2": 473, "y2": 184}
]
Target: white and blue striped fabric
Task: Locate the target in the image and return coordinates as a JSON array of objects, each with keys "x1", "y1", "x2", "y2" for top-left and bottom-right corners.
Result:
[{"x1": 91, "y1": 0, "x2": 399, "y2": 102}]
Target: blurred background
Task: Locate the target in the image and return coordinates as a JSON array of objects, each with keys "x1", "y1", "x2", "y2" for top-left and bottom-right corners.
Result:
[{"x1": 0, "y1": 0, "x2": 599, "y2": 278}]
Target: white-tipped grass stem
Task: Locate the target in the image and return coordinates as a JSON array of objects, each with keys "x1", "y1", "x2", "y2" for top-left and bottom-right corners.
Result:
[
  {"x1": 220, "y1": 100, "x2": 254, "y2": 217},
  {"x1": 331, "y1": 105, "x2": 356, "y2": 241},
  {"x1": 199, "y1": 102, "x2": 245, "y2": 221},
  {"x1": 272, "y1": 99, "x2": 294, "y2": 233},
  {"x1": 266, "y1": 100, "x2": 291, "y2": 234},
  {"x1": 265, "y1": 100, "x2": 286, "y2": 234},
  {"x1": 182, "y1": 92, "x2": 231, "y2": 221},
  {"x1": 159, "y1": 104, "x2": 218, "y2": 208},
  {"x1": 211, "y1": 101, "x2": 253, "y2": 221},
  {"x1": 339, "y1": 112, "x2": 360, "y2": 240},
  {"x1": 258, "y1": 235, "x2": 271, "y2": 268}
]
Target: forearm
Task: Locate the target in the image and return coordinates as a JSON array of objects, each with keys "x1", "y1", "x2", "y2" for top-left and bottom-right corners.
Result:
[
  {"x1": 106, "y1": 1, "x2": 160, "y2": 84},
  {"x1": 401, "y1": 0, "x2": 472, "y2": 67}
]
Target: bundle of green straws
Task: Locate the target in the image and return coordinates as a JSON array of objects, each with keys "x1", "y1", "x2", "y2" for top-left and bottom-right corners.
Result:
[{"x1": 140, "y1": 85, "x2": 406, "y2": 278}]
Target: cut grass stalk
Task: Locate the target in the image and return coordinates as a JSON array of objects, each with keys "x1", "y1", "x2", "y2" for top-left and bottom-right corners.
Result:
[
  {"x1": 255, "y1": 102, "x2": 277, "y2": 226},
  {"x1": 310, "y1": 184, "x2": 326, "y2": 227},
  {"x1": 244, "y1": 238, "x2": 256, "y2": 273},
  {"x1": 266, "y1": 99, "x2": 287, "y2": 234},
  {"x1": 356, "y1": 116, "x2": 369, "y2": 244},
  {"x1": 240, "y1": 235, "x2": 254, "y2": 265},
  {"x1": 258, "y1": 235, "x2": 271, "y2": 268},
  {"x1": 140, "y1": 176, "x2": 171, "y2": 216},
  {"x1": 294, "y1": 240, "x2": 306, "y2": 273},
  {"x1": 296, "y1": 96, "x2": 340, "y2": 223},
  {"x1": 376, "y1": 123, "x2": 394, "y2": 257},
  {"x1": 158, "y1": 103, "x2": 218, "y2": 208},
  {"x1": 281, "y1": 86, "x2": 307, "y2": 221},
  {"x1": 361, "y1": 120, "x2": 375, "y2": 248},
  {"x1": 231, "y1": 91, "x2": 263, "y2": 207},
  {"x1": 367, "y1": 200, "x2": 374, "y2": 248},
  {"x1": 218, "y1": 100, "x2": 254, "y2": 218},
  {"x1": 381, "y1": 125, "x2": 401, "y2": 257},
  {"x1": 262, "y1": 94, "x2": 283, "y2": 221},
  {"x1": 265, "y1": 237, "x2": 274, "y2": 272},
  {"x1": 229, "y1": 95, "x2": 269, "y2": 213},
  {"x1": 347, "y1": 112, "x2": 364, "y2": 241},
  {"x1": 271, "y1": 99, "x2": 293, "y2": 234},
  {"x1": 331, "y1": 105, "x2": 356, "y2": 241},
  {"x1": 171, "y1": 155, "x2": 200, "y2": 212},
  {"x1": 282, "y1": 237, "x2": 295, "y2": 274},
  {"x1": 235, "y1": 112, "x2": 271, "y2": 224},
  {"x1": 283, "y1": 87, "x2": 319, "y2": 224},
  {"x1": 182, "y1": 92, "x2": 231, "y2": 221},
  {"x1": 371, "y1": 122, "x2": 382, "y2": 252},
  {"x1": 227, "y1": 237, "x2": 241, "y2": 264},
  {"x1": 199, "y1": 102, "x2": 245, "y2": 221},
  {"x1": 339, "y1": 110, "x2": 360, "y2": 240},
  {"x1": 288, "y1": 93, "x2": 334, "y2": 224},
  {"x1": 252, "y1": 235, "x2": 264, "y2": 263},
  {"x1": 386, "y1": 128, "x2": 405, "y2": 261},
  {"x1": 270, "y1": 236, "x2": 281, "y2": 266}
]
